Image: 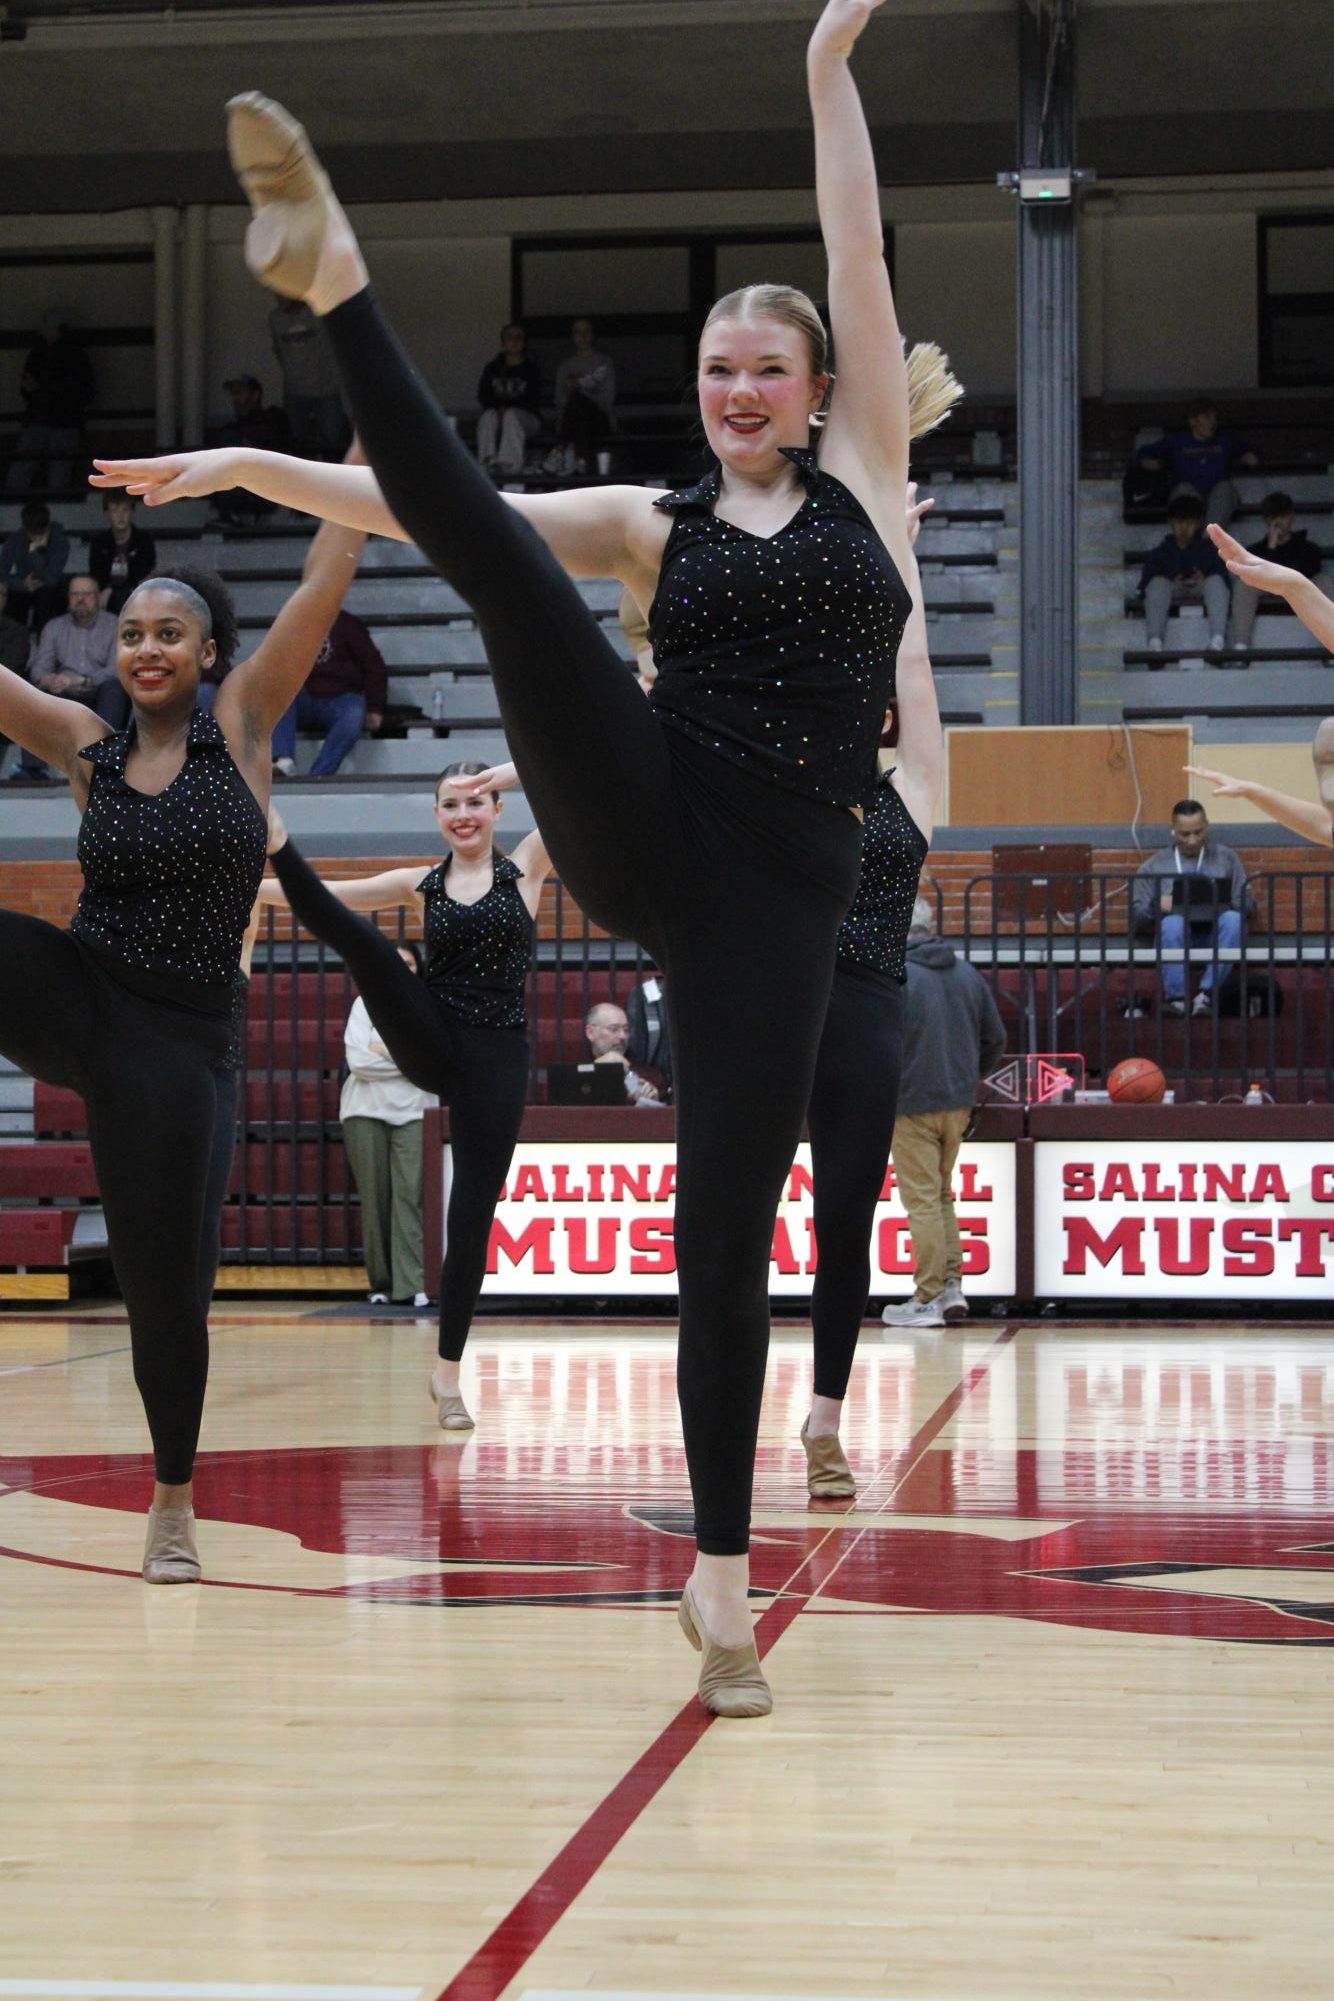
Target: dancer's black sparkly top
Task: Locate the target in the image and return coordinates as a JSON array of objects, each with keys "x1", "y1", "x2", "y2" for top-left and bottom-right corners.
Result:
[
  {"x1": 836, "y1": 774, "x2": 929, "y2": 983},
  {"x1": 72, "y1": 708, "x2": 267, "y2": 999},
  {"x1": 418, "y1": 852, "x2": 533, "y2": 1030},
  {"x1": 647, "y1": 448, "x2": 911, "y2": 809}
]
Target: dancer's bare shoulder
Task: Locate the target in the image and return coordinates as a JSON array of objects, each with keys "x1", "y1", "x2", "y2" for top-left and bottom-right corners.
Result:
[{"x1": 502, "y1": 482, "x2": 671, "y2": 601}]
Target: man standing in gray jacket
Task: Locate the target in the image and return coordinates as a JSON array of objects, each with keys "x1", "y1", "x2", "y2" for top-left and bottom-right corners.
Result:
[
  {"x1": 883, "y1": 899, "x2": 1005, "y2": 1331},
  {"x1": 1130, "y1": 798, "x2": 1253, "y2": 1016}
]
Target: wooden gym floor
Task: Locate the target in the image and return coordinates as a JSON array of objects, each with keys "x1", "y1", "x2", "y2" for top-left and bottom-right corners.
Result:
[{"x1": 1, "y1": 1305, "x2": 1331, "y2": 2001}]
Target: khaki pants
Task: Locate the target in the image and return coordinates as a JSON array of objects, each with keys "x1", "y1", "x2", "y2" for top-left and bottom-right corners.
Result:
[
  {"x1": 343, "y1": 1116, "x2": 425, "y2": 1301},
  {"x1": 891, "y1": 1107, "x2": 972, "y2": 1303}
]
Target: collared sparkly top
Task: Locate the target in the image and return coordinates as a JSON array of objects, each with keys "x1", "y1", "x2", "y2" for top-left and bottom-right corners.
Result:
[
  {"x1": 71, "y1": 708, "x2": 267, "y2": 997},
  {"x1": 647, "y1": 446, "x2": 912, "y2": 809},
  {"x1": 418, "y1": 850, "x2": 533, "y2": 1031},
  {"x1": 835, "y1": 772, "x2": 929, "y2": 983}
]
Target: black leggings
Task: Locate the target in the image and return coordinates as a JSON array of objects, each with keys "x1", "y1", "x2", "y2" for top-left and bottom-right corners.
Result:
[
  {"x1": 0, "y1": 915, "x2": 236, "y2": 1484},
  {"x1": 807, "y1": 965, "x2": 904, "y2": 1401},
  {"x1": 269, "y1": 841, "x2": 530, "y2": 1358},
  {"x1": 322, "y1": 289, "x2": 862, "y2": 1554}
]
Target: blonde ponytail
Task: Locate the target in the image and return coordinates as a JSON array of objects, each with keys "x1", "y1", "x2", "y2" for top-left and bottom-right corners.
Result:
[{"x1": 906, "y1": 341, "x2": 964, "y2": 441}]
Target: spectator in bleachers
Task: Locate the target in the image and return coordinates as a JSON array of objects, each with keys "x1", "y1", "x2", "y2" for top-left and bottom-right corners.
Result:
[
  {"x1": 550, "y1": 318, "x2": 616, "y2": 477},
  {"x1": 1136, "y1": 494, "x2": 1230, "y2": 657},
  {"x1": 475, "y1": 324, "x2": 542, "y2": 478},
  {"x1": 269, "y1": 296, "x2": 351, "y2": 461},
  {"x1": 3, "y1": 310, "x2": 95, "y2": 496},
  {"x1": 341, "y1": 941, "x2": 435, "y2": 1309},
  {"x1": 1134, "y1": 399, "x2": 1257, "y2": 528},
  {"x1": 0, "y1": 500, "x2": 70, "y2": 631},
  {"x1": 1230, "y1": 491, "x2": 1330, "y2": 651},
  {"x1": 270, "y1": 605, "x2": 388, "y2": 778},
  {"x1": 213, "y1": 374, "x2": 293, "y2": 525},
  {"x1": 13, "y1": 573, "x2": 126, "y2": 779},
  {"x1": 584, "y1": 1001, "x2": 660, "y2": 1104},
  {"x1": 1130, "y1": 799, "x2": 1254, "y2": 1016},
  {"x1": 88, "y1": 492, "x2": 158, "y2": 615}
]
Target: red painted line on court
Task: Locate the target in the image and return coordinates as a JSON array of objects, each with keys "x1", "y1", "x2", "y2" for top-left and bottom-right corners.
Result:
[{"x1": 432, "y1": 1325, "x2": 1017, "y2": 2001}]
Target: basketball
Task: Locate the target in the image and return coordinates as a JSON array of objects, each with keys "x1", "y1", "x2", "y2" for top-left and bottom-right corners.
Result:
[{"x1": 1107, "y1": 1057, "x2": 1167, "y2": 1104}]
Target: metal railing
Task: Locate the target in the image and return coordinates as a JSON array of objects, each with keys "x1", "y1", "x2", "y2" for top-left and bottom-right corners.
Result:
[{"x1": 228, "y1": 869, "x2": 1332, "y2": 1263}]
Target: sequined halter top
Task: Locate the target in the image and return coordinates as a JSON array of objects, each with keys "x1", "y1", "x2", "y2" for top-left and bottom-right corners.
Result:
[
  {"x1": 646, "y1": 447, "x2": 912, "y2": 810},
  {"x1": 417, "y1": 850, "x2": 533, "y2": 1031},
  {"x1": 835, "y1": 772, "x2": 929, "y2": 984}
]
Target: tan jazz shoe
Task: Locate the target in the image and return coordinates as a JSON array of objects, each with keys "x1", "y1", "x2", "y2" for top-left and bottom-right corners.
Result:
[
  {"x1": 800, "y1": 1418, "x2": 856, "y2": 1499},
  {"x1": 677, "y1": 1582, "x2": 772, "y2": 1719},
  {"x1": 142, "y1": 1505, "x2": 201, "y2": 1585},
  {"x1": 429, "y1": 1376, "x2": 475, "y2": 1432},
  {"x1": 226, "y1": 92, "x2": 337, "y2": 299}
]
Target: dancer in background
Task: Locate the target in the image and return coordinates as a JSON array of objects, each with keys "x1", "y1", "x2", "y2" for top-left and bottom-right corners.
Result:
[
  {"x1": 260, "y1": 763, "x2": 552, "y2": 1429},
  {"x1": 0, "y1": 514, "x2": 367, "y2": 1582},
  {"x1": 94, "y1": 0, "x2": 962, "y2": 1716},
  {"x1": 803, "y1": 487, "x2": 943, "y2": 1499}
]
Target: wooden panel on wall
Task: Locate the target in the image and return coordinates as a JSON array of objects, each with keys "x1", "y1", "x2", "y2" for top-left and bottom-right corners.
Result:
[{"x1": 944, "y1": 724, "x2": 1193, "y2": 827}]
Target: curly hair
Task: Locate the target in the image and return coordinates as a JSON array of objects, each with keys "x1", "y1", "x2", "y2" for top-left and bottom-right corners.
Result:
[{"x1": 124, "y1": 566, "x2": 241, "y2": 678}]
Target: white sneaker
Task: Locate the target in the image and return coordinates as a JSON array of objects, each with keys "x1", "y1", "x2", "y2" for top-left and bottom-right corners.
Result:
[
  {"x1": 1208, "y1": 633, "x2": 1225, "y2": 654},
  {"x1": 940, "y1": 1280, "x2": 969, "y2": 1323},
  {"x1": 1232, "y1": 638, "x2": 1248, "y2": 654},
  {"x1": 271, "y1": 756, "x2": 297, "y2": 777},
  {"x1": 882, "y1": 1296, "x2": 946, "y2": 1329},
  {"x1": 1146, "y1": 636, "x2": 1164, "y2": 653},
  {"x1": 1191, "y1": 989, "x2": 1213, "y2": 1016},
  {"x1": 367, "y1": 1292, "x2": 388, "y2": 1305},
  {"x1": 412, "y1": 1292, "x2": 431, "y2": 1310}
]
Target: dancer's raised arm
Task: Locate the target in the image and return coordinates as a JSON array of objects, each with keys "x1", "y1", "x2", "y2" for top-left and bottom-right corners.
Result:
[
  {"x1": 1183, "y1": 760, "x2": 1333, "y2": 849},
  {"x1": 213, "y1": 453, "x2": 369, "y2": 740},
  {"x1": 1208, "y1": 523, "x2": 1334, "y2": 654},
  {"x1": 0, "y1": 665, "x2": 106, "y2": 777},
  {"x1": 808, "y1": 1, "x2": 909, "y2": 499}
]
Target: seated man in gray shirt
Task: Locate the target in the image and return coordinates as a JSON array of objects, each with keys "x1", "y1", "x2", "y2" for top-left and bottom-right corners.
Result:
[
  {"x1": 16, "y1": 572, "x2": 126, "y2": 778},
  {"x1": 1130, "y1": 797, "x2": 1254, "y2": 1016}
]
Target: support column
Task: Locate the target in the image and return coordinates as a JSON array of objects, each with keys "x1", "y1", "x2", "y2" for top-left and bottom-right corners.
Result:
[
  {"x1": 1016, "y1": 0, "x2": 1079, "y2": 726},
  {"x1": 181, "y1": 206, "x2": 209, "y2": 449},
  {"x1": 152, "y1": 206, "x2": 179, "y2": 450}
]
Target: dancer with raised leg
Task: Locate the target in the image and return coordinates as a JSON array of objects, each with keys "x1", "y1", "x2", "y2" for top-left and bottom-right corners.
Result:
[
  {"x1": 0, "y1": 516, "x2": 368, "y2": 1581},
  {"x1": 95, "y1": 0, "x2": 959, "y2": 1713},
  {"x1": 259, "y1": 762, "x2": 552, "y2": 1429}
]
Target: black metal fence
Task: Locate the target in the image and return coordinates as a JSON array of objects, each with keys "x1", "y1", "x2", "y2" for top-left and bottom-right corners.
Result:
[{"x1": 228, "y1": 869, "x2": 1332, "y2": 1263}]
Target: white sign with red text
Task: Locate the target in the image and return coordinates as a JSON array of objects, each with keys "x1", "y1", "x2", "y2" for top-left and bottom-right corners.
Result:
[
  {"x1": 1035, "y1": 1141, "x2": 1334, "y2": 1298},
  {"x1": 445, "y1": 1139, "x2": 1017, "y2": 1298}
]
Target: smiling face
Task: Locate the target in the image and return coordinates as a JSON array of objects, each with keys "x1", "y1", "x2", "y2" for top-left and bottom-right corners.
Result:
[
  {"x1": 697, "y1": 315, "x2": 828, "y2": 473},
  {"x1": 434, "y1": 778, "x2": 500, "y2": 859},
  {"x1": 117, "y1": 586, "x2": 214, "y2": 713}
]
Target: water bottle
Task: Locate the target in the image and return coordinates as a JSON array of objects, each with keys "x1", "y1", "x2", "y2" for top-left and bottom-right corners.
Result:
[
  {"x1": 430, "y1": 687, "x2": 445, "y2": 724},
  {"x1": 1244, "y1": 1082, "x2": 1264, "y2": 1107}
]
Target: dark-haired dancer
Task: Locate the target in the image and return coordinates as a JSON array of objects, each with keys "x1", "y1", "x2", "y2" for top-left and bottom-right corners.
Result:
[
  {"x1": 95, "y1": 0, "x2": 961, "y2": 1712},
  {"x1": 259, "y1": 762, "x2": 552, "y2": 1428},
  {"x1": 0, "y1": 507, "x2": 369, "y2": 1582},
  {"x1": 801, "y1": 488, "x2": 943, "y2": 1497}
]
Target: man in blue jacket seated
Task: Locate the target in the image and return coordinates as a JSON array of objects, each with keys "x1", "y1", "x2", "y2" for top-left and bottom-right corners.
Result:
[
  {"x1": 1135, "y1": 398, "x2": 1257, "y2": 528},
  {"x1": 1136, "y1": 494, "x2": 1231, "y2": 658}
]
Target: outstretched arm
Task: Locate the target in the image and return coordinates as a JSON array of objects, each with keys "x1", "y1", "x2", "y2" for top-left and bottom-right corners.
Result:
[
  {"x1": 0, "y1": 665, "x2": 107, "y2": 779},
  {"x1": 1208, "y1": 524, "x2": 1334, "y2": 653},
  {"x1": 1182, "y1": 762, "x2": 1333, "y2": 850},
  {"x1": 92, "y1": 449, "x2": 664, "y2": 596},
  {"x1": 259, "y1": 863, "x2": 425, "y2": 912},
  {"x1": 808, "y1": 1, "x2": 908, "y2": 489},
  {"x1": 216, "y1": 448, "x2": 370, "y2": 742}
]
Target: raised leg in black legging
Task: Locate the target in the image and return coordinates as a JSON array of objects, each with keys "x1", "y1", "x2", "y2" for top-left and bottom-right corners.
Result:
[
  {"x1": 807, "y1": 971, "x2": 904, "y2": 1401},
  {"x1": 268, "y1": 837, "x2": 451, "y2": 1095}
]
